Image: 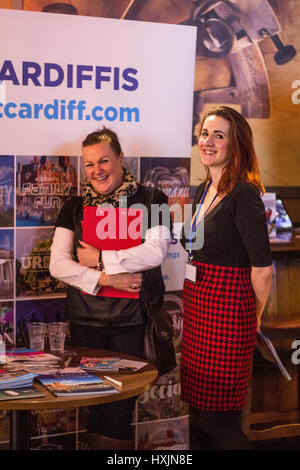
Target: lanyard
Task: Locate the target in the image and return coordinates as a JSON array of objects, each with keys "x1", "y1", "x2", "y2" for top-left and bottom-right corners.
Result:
[{"x1": 188, "y1": 180, "x2": 218, "y2": 262}]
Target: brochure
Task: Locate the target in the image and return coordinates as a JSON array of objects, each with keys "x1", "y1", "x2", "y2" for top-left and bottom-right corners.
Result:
[
  {"x1": 79, "y1": 356, "x2": 148, "y2": 372},
  {"x1": 111, "y1": 358, "x2": 148, "y2": 371},
  {"x1": 79, "y1": 357, "x2": 122, "y2": 372},
  {"x1": 37, "y1": 371, "x2": 119, "y2": 397},
  {"x1": 0, "y1": 349, "x2": 61, "y2": 365},
  {"x1": 262, "y1": 192, "x2": 277, "y2": 238},
  {"x1": 0, "y1": 387, "x2": 45, "y2": 401},
  {"x1": 0, "y1": 369, "x2": 37, "y2": 389},
  {"x1": 257, "y1": 332, "x2": 292, "y2": 381}
]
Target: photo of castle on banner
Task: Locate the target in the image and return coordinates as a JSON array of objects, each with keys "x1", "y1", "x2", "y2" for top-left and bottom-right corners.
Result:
[{"x1": 16, "y1": 155, "x2": 78, "y2": 227}]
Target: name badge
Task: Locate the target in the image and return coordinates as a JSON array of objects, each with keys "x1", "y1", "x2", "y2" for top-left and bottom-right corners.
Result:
[{"x1": 185, "y1": 263, "x2": 197, "y2": 283}]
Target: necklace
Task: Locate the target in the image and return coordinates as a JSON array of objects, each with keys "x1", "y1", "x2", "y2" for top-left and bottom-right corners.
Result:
[{"x1": 188, "y1": 181, "x2": 218, "y2": 262}]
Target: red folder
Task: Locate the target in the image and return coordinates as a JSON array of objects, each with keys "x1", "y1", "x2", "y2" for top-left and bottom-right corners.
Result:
[{"x1": 82, "y1": 206, "x2": 143, "y2": 298}]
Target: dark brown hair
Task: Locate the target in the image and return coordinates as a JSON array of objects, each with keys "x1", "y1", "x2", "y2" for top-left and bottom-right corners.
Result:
[
  {"x1": 82, "y1": 127, "x2": 122, "y2": 156},
  {"x1": 200, "y1": 106, "x2": 265, "y2": 194}
]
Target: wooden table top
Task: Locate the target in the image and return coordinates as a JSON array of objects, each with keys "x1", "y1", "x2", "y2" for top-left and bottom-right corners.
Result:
[
  {"x1": 0, "y1": 347, "x2": 158, "y2": 411},
  {"x1": 270, "y1": 232, "x2": 300, "y2": 252}
]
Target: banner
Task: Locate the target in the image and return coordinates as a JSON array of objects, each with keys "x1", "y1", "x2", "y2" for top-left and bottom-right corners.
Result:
[
  {"x1": 0, "y1": 8, "x2": 196, "y2": 449},
  {"x1": 0, "y1": 9, "x2": 196, "y2": 157}
]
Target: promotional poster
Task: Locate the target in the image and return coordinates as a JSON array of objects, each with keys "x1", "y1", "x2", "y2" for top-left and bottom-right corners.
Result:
[
  {"x1": 0, "y1": 0, "x2": 299, "y2": 451},
  {"x1": 16, "y1": 155, "x2": 78, "y2": 226},
  {"x1": 0, "y1": 156, "x2": 14, "y2": 227}
]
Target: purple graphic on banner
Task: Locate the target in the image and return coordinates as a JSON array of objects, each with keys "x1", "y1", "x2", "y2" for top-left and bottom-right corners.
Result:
[
  {"x1": 141, "y1": 157, "x2": 190, "y2": 201},
  {"x1": 16, "y1": 298, "x2": 66, "y2": 347},
  {"x1": 140, "y1": 157, "x2": 190, "y2": 225},
  {"x1": 0, "y1": 156, "x2": 14, "y2": 227},
  {"x1": 16, "y1": 227, "x2": 66, "y2": 297},
  {"x1": 16, "y1": 155, "x2": 78, "y2": 227},
  {"x1": 0, "y1": 301, "x2": 14, "y2": 346},
  {"x1": 0, "y1": 229, "x2": 14, "y2": 300}
]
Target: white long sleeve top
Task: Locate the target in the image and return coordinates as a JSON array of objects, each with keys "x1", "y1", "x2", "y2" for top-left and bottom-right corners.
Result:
[{"x1": 49, "y1": 225, "x2": 171, "y2": 295}]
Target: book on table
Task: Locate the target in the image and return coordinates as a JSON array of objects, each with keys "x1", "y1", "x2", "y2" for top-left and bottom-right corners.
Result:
[
  {"x1": 79, "y1": 356, "x2": 148, "y2": 373},
  {"x1": 102, "y1": 359, "x2": 150, "y2": 390},
  {"x1": 0, "y1": 348, "x2": 61, "y2": 365},
  {"x1": 0, "y1": 348, "x2": 62, "y2": 374},
  {"x1": 103, "y1": 375, "x2": 124, "y2": 390},
  {"x1": 103, "y1": 371, "x2": 143, "y2": 391},
  {"x1": 37, "y1": 370, "x2": 119, "y2": 397},
  {"x1": 82, "y1": 206, "x2": 143, "y2": 299},
  {"x1": 0, "y1": 369, "x2": 37, "y2": 389},
  {"x1": 256, "y1": 331, "x2": 292, "y2": 381},
  {"x1": 79, "y1": 357, "x2": 122, "y2": 372},
  {"x1": 0, "y1": 387, "x2": 45, "y2": 401}
]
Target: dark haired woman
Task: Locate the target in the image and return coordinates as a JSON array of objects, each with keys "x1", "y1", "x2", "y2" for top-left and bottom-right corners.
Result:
[
  {"x1": 50, "y1": 128, "x2": 171, "y2": 449},
  {"x1": 181, "y1": 106, "x2": 273, "y2": 450}
]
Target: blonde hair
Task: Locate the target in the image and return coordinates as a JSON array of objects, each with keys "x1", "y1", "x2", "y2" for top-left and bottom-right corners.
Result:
[{"x1": 82, "y1": 127, "x2": 122, "y2": 156}]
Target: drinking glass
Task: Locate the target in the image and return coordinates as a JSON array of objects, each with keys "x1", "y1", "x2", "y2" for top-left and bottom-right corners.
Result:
[{"x1": 28, "y1": 322, "x2": 47, "y2": 351}]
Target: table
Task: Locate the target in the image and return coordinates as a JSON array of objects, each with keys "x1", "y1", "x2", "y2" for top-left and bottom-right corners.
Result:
[{"x1": 1, "y1": 347, "x2": 158, "y2": 450}]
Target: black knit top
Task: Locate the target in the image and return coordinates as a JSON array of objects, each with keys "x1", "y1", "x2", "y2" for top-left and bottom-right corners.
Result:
[{"x1": 181, "y1": 182, "x2": 272, "y2": 268}]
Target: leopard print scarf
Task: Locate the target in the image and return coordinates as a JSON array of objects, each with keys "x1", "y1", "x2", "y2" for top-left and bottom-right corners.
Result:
[{"x1": 82, "y1": 167, "x2": 139, "y2": 207}]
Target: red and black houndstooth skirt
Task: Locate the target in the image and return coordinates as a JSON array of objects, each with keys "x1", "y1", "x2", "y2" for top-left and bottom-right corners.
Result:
[{"x1": 181, "y1": 261, "x2": 257, "y2": 411}]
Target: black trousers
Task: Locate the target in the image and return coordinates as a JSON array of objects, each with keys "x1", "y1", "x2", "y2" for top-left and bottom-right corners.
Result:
[
  {"x1": 70, "y1": 322, "x2": 145, "y2": 440},
  {"x1": 189, "y1": 406, "x2": 251, "y2": 450}
]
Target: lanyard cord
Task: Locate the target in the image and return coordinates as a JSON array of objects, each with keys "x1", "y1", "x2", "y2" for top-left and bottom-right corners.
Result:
[{"x1": 188, "y1": 180, "x2": 218, "y2": 261}]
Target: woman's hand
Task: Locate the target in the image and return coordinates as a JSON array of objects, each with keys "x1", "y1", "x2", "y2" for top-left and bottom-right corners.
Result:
[
  {"x1": 251, "y1": 265, "x2": 273, "y2": 333},
  {"x1": 99, "y1": 272, "x2": 142, "y2": 293},
  {"x1": 77, "y1": 240, "x2": 100, "y2": 267},
  {"x1": 256, "y1": 316, "x2": 262, "y2": 333}
]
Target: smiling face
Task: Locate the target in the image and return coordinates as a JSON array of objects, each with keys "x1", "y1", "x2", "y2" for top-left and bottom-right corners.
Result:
[
  {"x1": 198, "y1": 115, "x2": 231, "y2": 171},
  {"x1": 83, "y1": 142, "x2": 124, "y2": 195}
]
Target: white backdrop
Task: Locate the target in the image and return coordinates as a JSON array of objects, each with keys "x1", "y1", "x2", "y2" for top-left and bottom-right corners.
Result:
[{"x1": 0, "y1": 9, "x2": 196, "y2": 157}]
